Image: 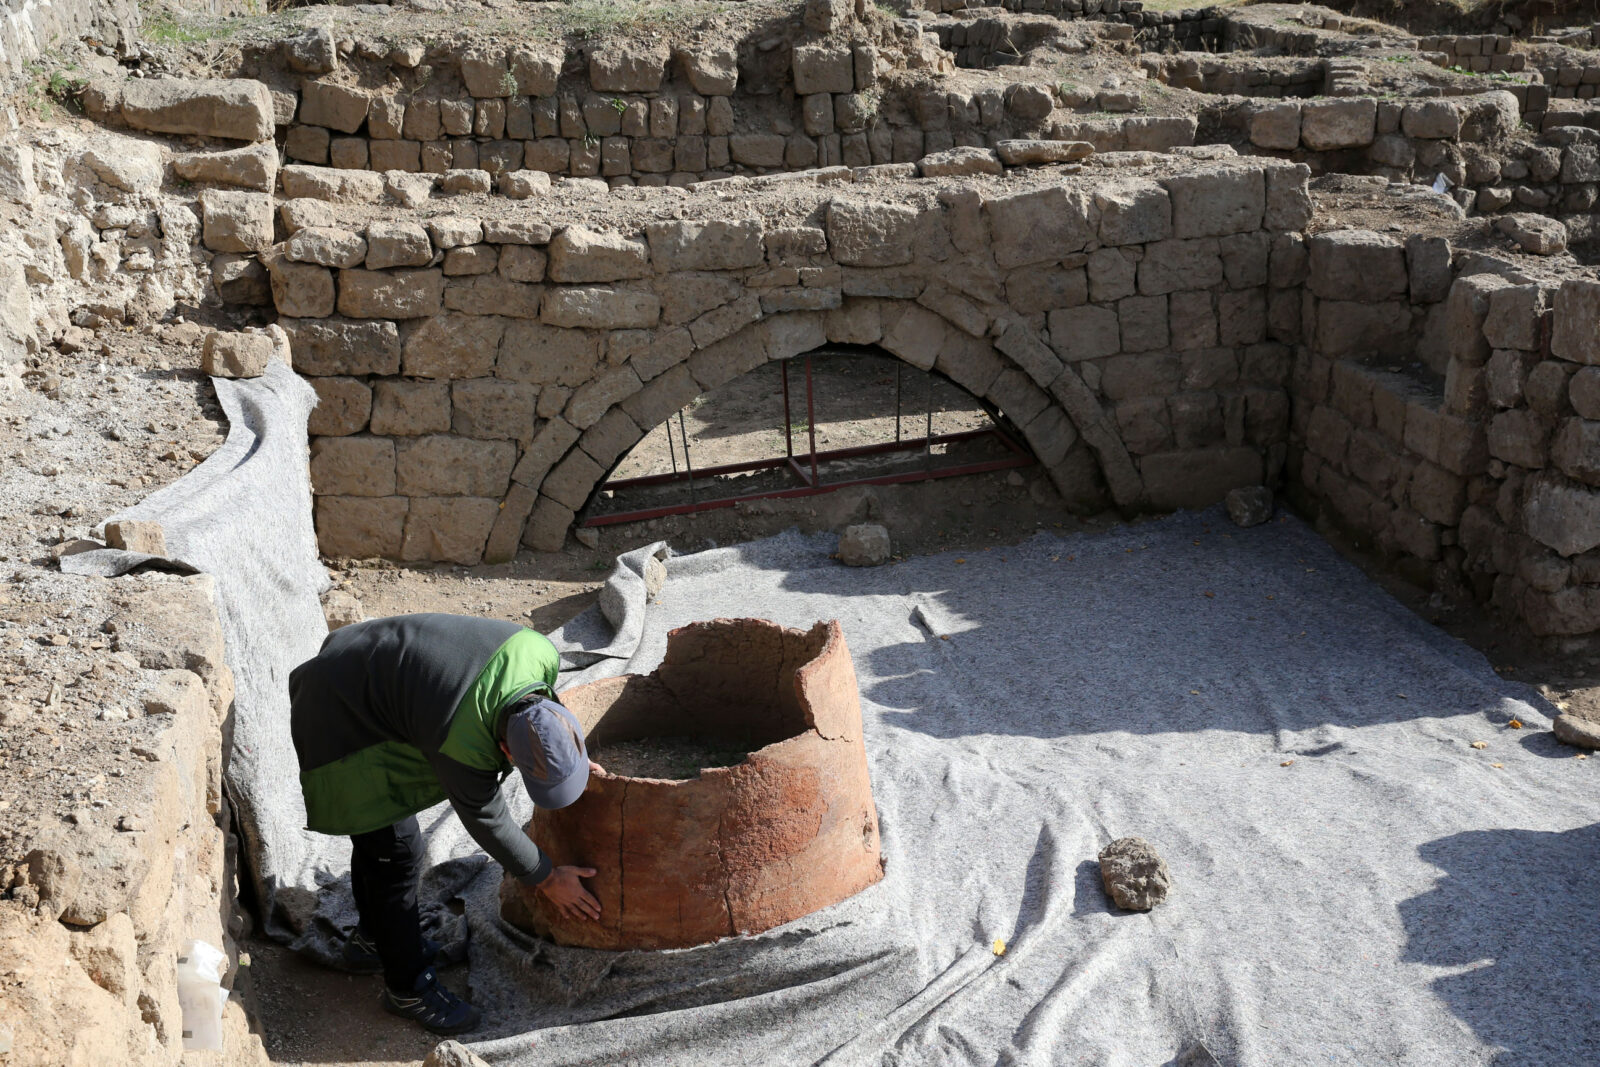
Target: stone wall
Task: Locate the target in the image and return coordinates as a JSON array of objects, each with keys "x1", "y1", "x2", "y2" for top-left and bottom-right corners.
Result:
[
  {"x1": 1226, "y1": 90, "x2": 1600, "y2": 230},
  {"x1": 0, "y1": 0, "x2": 137, "y2": 106},
  {"x1": 257, "y1": 30, "x2": 1148, "y2": 186},
  {"x1": 1289, "y1": 229, "x2": 1600, "y2": 637},
  {"x1": 236, "y1": 160, "x2": 1312, "y2": 565},
  {"x1": 1418, "y1": 33, "x2": 1526, "y2": 73},
  {"x1": 1, "y1": 575, "x2": 267, "y2": 1067}
]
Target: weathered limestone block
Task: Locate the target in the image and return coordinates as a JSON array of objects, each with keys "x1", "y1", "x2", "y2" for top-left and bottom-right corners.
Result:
[
  {"x1": 396, "y1": 435, "x2": 516, "y2": 497},
  {"x1": 286, "y1": 226, "x2": 368, "y2": 269},
  {"x1": 338, "y1": 268, "x2": 445, "y2": 319},
  {"x1": 365, "y1": 221, "x2": 434, "y2": 269},
  {"x1": 1163, "y1": 165, "x2": 1264, "y2": 239},
  {"x1": 120, "y1": 77, "x2": 274, "y2": 142},
  {"x1": 401, "y1": 313, "x2": 505, "y2": 379},
  {"x1": 499, "y1": 322, "x2": 603, "y2": 385},
  {"x1": 500, "y1": 245, "x2": 548, "y2": 283},
  {"x1": 988, "y1": 186, "x2": 1097, "y2": 269},
  {"x1": 426, "y1": 216, "x2": 485, "y2": 249},
  {"x1": 501, "y1": 169, "x2": 553, "y2": 199},
  {"x1": 995, "y1": 139, "x2": 1094, "y2": 166},
  {"x1": 402, "y1": 497, "x2": 500, "y2": 564},
  {"x1": 371, "y1": 380, "x2": 451, "y2": 435},
  {"x1": 281, "y1": 197, "x2": 335, "y2": 233},
  {"x1": 510, "y1": 47, "x2": 562, "y2": 97},
  {"x1": 793, "y1": 44, "x2": 854, "y2": 95},
  {"x1": 1552, "y1": 418, "x2": 1600, "y2": 486},
  {"x1": 172, "y1": 142, "x2": 278, "y2": 191},
  {"x1": 0, "y1": 143, "x2": 38, "y2": 202},
  {"x1": 485, "y1": 218, "x2": 554, "y2": 245},
  {"x1": 283, "y1": 318, "x2": 401, "y2": 375},
  {"x1": 522, "y1": 494, "x2": 576, "y2": 551},
  {"x1": 103, "y1": 520, "x2": 167, "y2": 556},
  {"x1": 548, "y1": 227, "x2": 652, "y2": 282},
  {"x1": 445, "y1": 245, "x2": 499, "y2": 276},
  {"x1": 1572, "y1": 366, "x2": 1600, "y2": 419},
  {"x1": 200, "y1": 190, "x2": 273, "y2": 253},
  {"x1": 1401, "y1": 100, "x2": 1462, "y2": 140},
  {"x1": 502, "y1": 619, "x2": 882, "y2": 950},
  {"x1": 439, "y1": 168, "x2": 493, "y2": 195},
  {"x1": 539, "y1": 448, "x2": 605, "y2": 510},
  {"x1": 1489, "y1": 409, "x2": 1552, "y2": 468},
  {"x1": 285, "y1": 26, "x2": 337, "y2": 75},
  {"x1": 316, "y1": 496, "x2": 408, "y2": 558},
  {"x1": 1307, "y1": 230, "x2": 1407, "y2": 303},
  {"x1": 1484, "y1": 285, "x2": 1547, "y2": 352},
  {"x1": 729, "y1": 134, "x2": 786, "y2": 167},
  {"x1": 688, "y1": 294, "x2": 762, "y2": 348},
  {"x1": 621, "y1": 363, "x2": 699, "y2": 429},
  {"x1": 266, "y1": 253, "x2": 336, "y2": 318},
  {"x1": 202, "y1": 330, "x2": 274, "y2": 378},
  {"x1": 1552, "y1": 279, "x2": 1600, "y2": 365},
  {"x1": 1300, "y1": 98, "x2": 1376, "y2": 151},
  {"x1": 1524, "y1": 472, "x2": 1600, "y2": 556},
  {"x1": 590, "y1": 45, "x2": 670, "y2": 92},
  {"x1": 311, "y1": 436, "x2": 396, "y2": 496},
  {"x1": 1095, "y1": 181, "x2": 1172, "y2": 246},
  {"x1": 644, "y1": 219, "x2": 764, "y2": 271},
  {"x1": 1139, "y1": 239, "x2": 1223, "y2": 296},
  {"x1": 1407, "y1": 236, "x2": 1453, "y2": 304},
  {"x1": 680, "y1": 46, "x2": 739, "y2": 96},
  {"x1": 919, "y1": 146, "x2": 1002, "y2": 177},
  {"x1": 565, "y1": 365, "x2": 644, "y2": 429},
  {"x1": 1250, "y1": 103, "x2": 1301, "y2": 151},
  {"x1": 543, "y1": 286, "x2": 660, "y2": 329},
  {"x1": 280, "y1": 165, "x2": 385, "y2": 203},
  {"x1": 1435, "y1": 274, "x2": 1510, "y2": 368},
  {"x1": 445, "y1": 276, "x2": 544, "y2": 318},
  {"x1": 1005, "y1": 83, "x2": 1053, "y2": 120},
  {"x1": 453, "y1": 379, "x2": 539, "y2": 440},
  {"x1": 1046, "y1": 304, "x2": 1120, "y2": 363},
  {"x1": 461, "y1": 46, "x2": 512, "y2": 97},
  {"x1": 299, "y1": 80, "x2": 370, "y2": 133},
  {"x1": 1264, "y1": 163, "x2": 1312, "y2": 231},
  {"x1": 307, "y1": 376, "x2": 373, "y2": 436}
]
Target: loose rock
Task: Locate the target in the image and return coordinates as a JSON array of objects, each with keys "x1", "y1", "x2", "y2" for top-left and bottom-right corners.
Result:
[
  {"x1": 838, "y1": 523, "x2": 891, "y2": 566},
  {"x1": 202, "y1": 330, "x2": 275, "y2": 378},
  {"x1": 1225, "y1": 486, "x2": 1273, "y2": 528},
  {"x1": 1098, "y1": 836, "x2": 1172, "y2": 911},
  {"x1": 1553, "y1": 713, "x2": 1600, "y2": 750},
  {"x1": 103, "y1": 520, "x2": 168, "y2": 556},
  {"x1": 320, "y1": 589, "x2": 364, "y2": 631}
]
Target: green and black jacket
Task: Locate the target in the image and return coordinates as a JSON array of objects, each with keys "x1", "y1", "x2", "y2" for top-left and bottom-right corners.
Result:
[{"x1": 289, "y1": 613, "x2": 561, "y2": 885}]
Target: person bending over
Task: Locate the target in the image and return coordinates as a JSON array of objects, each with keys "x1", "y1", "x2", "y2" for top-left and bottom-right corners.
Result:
[{"x1": 289, "y1": 612, "x2": 602, "y2": 1034}]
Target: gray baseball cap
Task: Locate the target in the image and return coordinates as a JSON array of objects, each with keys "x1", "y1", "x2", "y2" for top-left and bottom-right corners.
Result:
[{"x1": 504, "y1": 697, "x2": 589, "y2": 809}]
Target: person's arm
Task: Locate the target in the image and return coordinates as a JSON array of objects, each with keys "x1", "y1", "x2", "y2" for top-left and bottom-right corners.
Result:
[{"x1": 430, "y1": 755, "x2": 553, "y2": 887}]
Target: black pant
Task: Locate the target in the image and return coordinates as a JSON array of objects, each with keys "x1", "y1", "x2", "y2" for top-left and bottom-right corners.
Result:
[{"x1": 349, "y1": 816, "x2": 428, "y2": 992}]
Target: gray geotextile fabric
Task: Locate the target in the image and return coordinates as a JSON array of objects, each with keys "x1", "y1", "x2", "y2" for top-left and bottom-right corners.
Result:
[
  {"x1": 455, "y1": 513, "x2": 1600, "y2": 1067},
  {"x1": 59, "y1": 362, "x2": 349, "y2": 943}
]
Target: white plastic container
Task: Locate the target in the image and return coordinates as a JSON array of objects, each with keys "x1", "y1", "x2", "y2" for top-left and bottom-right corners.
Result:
[{"x1": 175, "y1": 939, "x2": 229, "y2": 1052}]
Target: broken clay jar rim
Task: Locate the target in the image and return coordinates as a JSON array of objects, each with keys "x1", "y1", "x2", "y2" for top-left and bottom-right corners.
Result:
[{"x1": 563, "y1": 617, "x2": 848, "y2": 786}]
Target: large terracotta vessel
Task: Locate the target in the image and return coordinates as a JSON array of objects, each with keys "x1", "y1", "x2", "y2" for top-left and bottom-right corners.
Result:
[{"x1": 499, "y1": 618, "x2": 884, "y2": 950}]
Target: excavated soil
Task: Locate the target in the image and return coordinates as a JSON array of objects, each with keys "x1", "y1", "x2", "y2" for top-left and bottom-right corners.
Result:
[{"x1": 590, "y1": 735, "x2": 751, "y2": 778}]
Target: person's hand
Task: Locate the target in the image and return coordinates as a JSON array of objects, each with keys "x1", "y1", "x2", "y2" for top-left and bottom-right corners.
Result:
[
  {"x1": 589, "y1": 759, "x2": 606, "y2": 776},
  {"x1": 538, "y1": 865, "x2": 601, "y2": 921}
]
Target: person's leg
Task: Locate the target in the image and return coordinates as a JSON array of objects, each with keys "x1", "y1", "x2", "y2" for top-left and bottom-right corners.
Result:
[{"x1": 348, "y1": 816, "x2": 428, "y2": 991}]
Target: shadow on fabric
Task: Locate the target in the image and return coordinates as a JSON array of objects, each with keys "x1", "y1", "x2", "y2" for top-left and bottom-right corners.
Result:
[{"x1": 1399, "y1": 823, "x2": 1600, "y2": 1065}]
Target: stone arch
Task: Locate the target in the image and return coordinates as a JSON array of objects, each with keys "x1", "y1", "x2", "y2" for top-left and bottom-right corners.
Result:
[{"x1": 500, "y1": 298, "x2": 1141, "y2": 556}]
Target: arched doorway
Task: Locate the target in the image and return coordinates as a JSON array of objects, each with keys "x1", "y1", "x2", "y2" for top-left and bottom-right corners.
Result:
[{"x1": 584, "y1": 345, "x2": 1036, "y2": 526}]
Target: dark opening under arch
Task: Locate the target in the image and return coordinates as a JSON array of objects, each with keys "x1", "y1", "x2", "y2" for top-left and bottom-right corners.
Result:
[{"x1": 582, "y1": 345, "x2": 1037, "y2": 526}]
